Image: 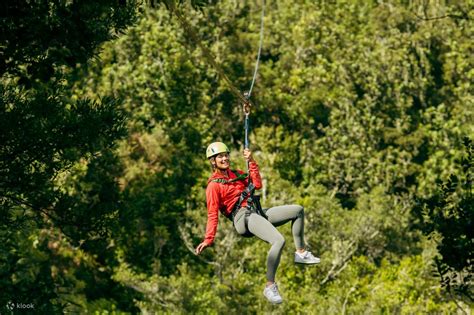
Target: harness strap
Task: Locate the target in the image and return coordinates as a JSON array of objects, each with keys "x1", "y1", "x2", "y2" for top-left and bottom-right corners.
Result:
[
  {"x1": 235, "y1": 182, "x2": 256, "y2": 211},
  {"x1": 211, "y1": 170, "x2": 248, "y2": 184},
  {"x1": 229, "y1": 194, "x2": 266, "y2": 239},
  {"x1": 223, "y1": 182, "x2": 255, "y2": 220},
  {"x1": 228, "y1": 183, "x2": 269, "y2": 222},
  {"x1": 211, "y1": 171, "x2": 266, "y2": 222}
]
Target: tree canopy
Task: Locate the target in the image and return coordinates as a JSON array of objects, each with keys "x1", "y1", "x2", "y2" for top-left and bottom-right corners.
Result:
[{"x1": 1, "y1": 0, "x2": 473, "y2": 313}]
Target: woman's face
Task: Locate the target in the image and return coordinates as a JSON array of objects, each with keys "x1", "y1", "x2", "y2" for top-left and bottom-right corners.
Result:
[{"x1": 214, "y1": 152, "x2": 230, "y2": 170}]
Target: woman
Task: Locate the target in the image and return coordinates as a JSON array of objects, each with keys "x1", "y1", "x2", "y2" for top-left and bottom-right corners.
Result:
[{"x1": 195, "y1": 142, "x2": 320, "y2": 304}]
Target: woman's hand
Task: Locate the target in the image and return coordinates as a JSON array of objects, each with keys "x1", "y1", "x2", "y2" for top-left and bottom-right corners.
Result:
[
  {"x1": 243, "y1": 148, "x2": 255, "y2": 162},
  {"x1": 195, "y1": 241, "x2": 209, "y2": 255}
]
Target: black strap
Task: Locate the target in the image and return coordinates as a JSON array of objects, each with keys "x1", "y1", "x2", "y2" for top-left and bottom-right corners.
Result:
[
  {"x1": 228, "y1": 184, "x2": 269, "y2": 222},
  {"x1": 252, "y1": 195, "x2": 267, "y2": 219},
  {"x1": 228, "y1": 195, "x2": 266, "y2": 240},
  {"x1": 235, "y1": 182, "x2": 255, "y2": 211}
]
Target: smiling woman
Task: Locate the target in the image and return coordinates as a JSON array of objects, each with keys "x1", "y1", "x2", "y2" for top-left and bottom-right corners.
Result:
[
  {"x1": 206, "y1": 142, "x2": 231, "y2": 170},
  {"x1": 195, "y1": 142, "x2": 320, "y2": 304},
  {"x1": 213, "y1": 152, "x2": 230, "y2": 169}
]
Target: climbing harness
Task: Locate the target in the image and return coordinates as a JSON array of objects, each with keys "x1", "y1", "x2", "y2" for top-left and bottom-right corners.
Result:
[{"x1": 211, "y1": 169, "x2": 266, "y2": 238}]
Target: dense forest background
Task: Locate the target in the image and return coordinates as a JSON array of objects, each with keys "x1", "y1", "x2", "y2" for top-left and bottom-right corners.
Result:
[{"x1": 1, "y1": 0, "x2": 472, "y2": 313}]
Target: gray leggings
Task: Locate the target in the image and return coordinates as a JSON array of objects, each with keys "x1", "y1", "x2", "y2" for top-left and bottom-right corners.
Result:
[{"x1": 233, "y1": 205, "x2": 305, "y2": 282}]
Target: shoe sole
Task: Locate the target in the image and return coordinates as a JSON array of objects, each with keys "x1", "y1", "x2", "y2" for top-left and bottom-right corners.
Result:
[
  {"x1": 295, "y1": 261, "x2": 320, "y2": 265},
  {"x1": 263, "y1": 293, "x2": 283, "y2": 304}
]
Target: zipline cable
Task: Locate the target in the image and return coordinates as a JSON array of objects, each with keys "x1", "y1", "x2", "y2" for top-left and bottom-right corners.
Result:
[{"x1": 247, "y1": 0, "x2": 265, "y2": 101}]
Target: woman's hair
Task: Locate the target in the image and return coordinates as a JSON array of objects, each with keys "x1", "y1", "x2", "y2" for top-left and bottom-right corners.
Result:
[{"x1": 209, "y1": 156, "x2": 216, "y2": 171}]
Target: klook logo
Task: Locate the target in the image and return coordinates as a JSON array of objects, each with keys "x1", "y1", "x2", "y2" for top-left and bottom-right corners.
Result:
[
  {"x1": 6, "y1": 301, "x2": 15, "y2": 310},
  {"x1": 5, "y1": 301, "x2": 35, "y2": 310}
]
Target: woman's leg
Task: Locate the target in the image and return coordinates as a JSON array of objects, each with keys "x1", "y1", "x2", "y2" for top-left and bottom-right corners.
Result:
[
  {"x1": 244, "y1": 213, "x2": 286, "y2": 282},
  {"x1": 265, "y1": 205, "x2": 305, "y2": 250}
]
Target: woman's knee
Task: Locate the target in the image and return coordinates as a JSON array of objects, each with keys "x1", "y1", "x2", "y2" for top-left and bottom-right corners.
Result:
[
  {"x1": 296, "y1": 205, "x2": 304, "y2": 217},
  {"x1": 272, "y1": 234, "x2": 286, "y2": 249}
]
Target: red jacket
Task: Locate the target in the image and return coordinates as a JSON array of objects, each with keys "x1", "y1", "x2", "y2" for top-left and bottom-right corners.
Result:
[{"x1": 203, "y1": 161, "x2": 262, "y2": 245}]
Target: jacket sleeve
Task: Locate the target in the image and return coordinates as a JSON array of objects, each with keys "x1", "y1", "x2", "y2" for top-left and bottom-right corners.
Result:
[
  {"x1": 248, "y1": 161, "x2": 263, "y2": 190},
  {"x1": 204, "y1": 182, "x2": 220, "y2": 245}
]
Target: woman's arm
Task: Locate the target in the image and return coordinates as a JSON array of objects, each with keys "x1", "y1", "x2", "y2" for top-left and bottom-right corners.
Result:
[
  {"x1": 244, "y1": 149, "x2": 262, "y2": 190},
  {"x1": 196, "y1": 182, "x2": 220, "y2": 255}
]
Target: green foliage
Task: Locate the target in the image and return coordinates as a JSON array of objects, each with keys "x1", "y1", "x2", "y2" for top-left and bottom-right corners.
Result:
[
  {"x1": 414, "y1": 137, "x2": 473, "y2": 302},
  {"x1": 329, "y1": 255, "x2": 460, "y2": 314},
  {"x1": 2, "y1": 0, "x2": 473, "y2": 313},
  {"x1": 1, "y1": 0, "x2": 139, "y2": 84},
  {"x1": 1, "y1": 0, "x2": 140, "y2": 312}
]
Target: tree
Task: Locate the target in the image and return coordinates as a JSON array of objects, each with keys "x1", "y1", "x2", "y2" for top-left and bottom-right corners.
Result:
[
  {"x1": 82, "y1": 1, "x2": 471, "y2": 312},
  {"x1": 414, "y1": 137, "x2": 473, "y2": 304},
  {"x1": 1, "y1": 0, "x2": 140, "y2": 311},
  {"x1": 3, "y1": 0, "x2": 472, "y2": 312}
]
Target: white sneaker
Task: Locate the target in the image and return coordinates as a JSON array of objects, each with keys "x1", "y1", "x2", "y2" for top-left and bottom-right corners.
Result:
[
  {"x1": 263, "y1": 283, "x2": 283, "y2": 304},
  {"x1": 295, "y1": 251, "x2": 320, "y2": 264}
]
